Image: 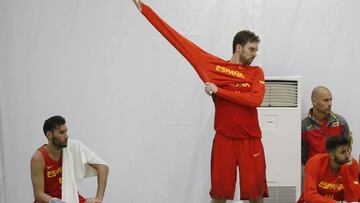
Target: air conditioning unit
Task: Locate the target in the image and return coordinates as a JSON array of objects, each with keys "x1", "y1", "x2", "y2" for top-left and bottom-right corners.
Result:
[
  {"x1": 260, "y1": 76, "x2": 302, "y2": 203},
  {"x1": 229, "y1": 76, "x2": 302, "y2": 203}
]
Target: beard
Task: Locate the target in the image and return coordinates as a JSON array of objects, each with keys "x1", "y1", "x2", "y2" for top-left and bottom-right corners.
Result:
[
  {"x1": 52, "y1": 138, "x2": 68, "y2": 149},
  {"x1": 240, "y1": 55, "x2": 253, "y2": 65},
  {"x1": 334, "y1": 155, "x2": 349, "y2": 165}
]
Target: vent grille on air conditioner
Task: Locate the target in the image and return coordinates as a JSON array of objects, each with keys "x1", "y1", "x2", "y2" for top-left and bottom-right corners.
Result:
[
  {"x1": 261, "y1": 80, "x2": 298, "y2": 108},
  {"x1": 264, "y1": 186, "x2": 297, "y2": 203}
]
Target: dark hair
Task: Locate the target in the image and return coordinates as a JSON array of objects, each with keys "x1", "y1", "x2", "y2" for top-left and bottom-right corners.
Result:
[
  {"x1": 232, "y1": 30, "x2": 260, "y2": 53},
  {"x1": 326, "y1": 135, "x2": 351, "y2": 152},
  {"x1": 43, "y1": 115, "x2": 66, "y2": 136}
]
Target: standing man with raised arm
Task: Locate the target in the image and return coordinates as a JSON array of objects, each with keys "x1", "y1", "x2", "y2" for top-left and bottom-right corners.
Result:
[{"x1": 132, "y1": 1, "x2": 268, "y2": 203}]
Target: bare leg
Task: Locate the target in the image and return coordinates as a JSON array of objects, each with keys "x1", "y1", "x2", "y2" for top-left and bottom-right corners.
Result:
[{"x1": 210, "y1": 198, "x2": 227, "y2": 203}]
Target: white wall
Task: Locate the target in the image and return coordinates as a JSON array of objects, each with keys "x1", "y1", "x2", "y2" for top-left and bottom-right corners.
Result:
[{"x1": 1, "y1": 0, "x2": 360, "y2": 202}]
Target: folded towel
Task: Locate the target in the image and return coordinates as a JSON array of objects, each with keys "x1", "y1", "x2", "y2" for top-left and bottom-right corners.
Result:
[{"x1": 61, "y1": 139, "x2": 106, "y2": 203}]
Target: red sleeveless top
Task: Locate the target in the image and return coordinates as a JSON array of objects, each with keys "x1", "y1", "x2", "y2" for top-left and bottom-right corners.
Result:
[
  {"x1": 38, "y1": 145, "x2": 63, "y2": 199},
  {"x1": 37, "y1": 145, "x2": 86, "y2": 203}
]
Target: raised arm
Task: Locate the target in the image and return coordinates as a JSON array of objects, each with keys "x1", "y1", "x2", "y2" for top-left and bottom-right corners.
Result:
[
  {"x1": 85, "y1": 164, "x2": 109, "y2": 203},
  {"x1": 31, "y1": 151, "x2": 53, "y2": 203},
  {"x1": 131, "y1": 0, "x2": 222, "y2": 82}
]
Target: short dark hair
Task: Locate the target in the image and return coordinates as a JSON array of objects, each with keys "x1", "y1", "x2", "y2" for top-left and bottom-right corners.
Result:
[
  {"x1": 326, "y1": 135, "x2": 351, "y2": 153},
  {"x1": 43, "y1": 115, "x2": 66, "y2": 136},
  {"x1": 232, "y1": 30, "x2": 260, "y2": 53}
]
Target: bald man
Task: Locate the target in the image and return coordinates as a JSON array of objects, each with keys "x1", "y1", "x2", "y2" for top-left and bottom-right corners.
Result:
[{"x1": 302, "y1": 86, "x2": 351, "y2": 165}]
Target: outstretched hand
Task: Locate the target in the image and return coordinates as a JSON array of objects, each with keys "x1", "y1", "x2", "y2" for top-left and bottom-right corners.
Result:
[{"x1": 132, "y1": 0, "x2": 142, "y2": 11}]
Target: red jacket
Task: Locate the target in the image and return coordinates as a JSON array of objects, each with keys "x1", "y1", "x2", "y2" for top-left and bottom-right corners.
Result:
[{"x1": 302, "y1": 110, "x2": 350, "y2": 164}]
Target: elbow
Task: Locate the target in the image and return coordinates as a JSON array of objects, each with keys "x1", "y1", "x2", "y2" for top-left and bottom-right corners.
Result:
[
  {"x1": 105, "y1": 165, "x2": 109, "y2": 174},
  {"x1": 33, "y1": 196, "x2": 40, "y2": 202},
  {"x1": 250, "y1": 98, "x2": 263, "y2": 107},
  {"x1": 251, "y1": 94, "x2": 264, "y2": 107},
  {"x1": 100, "y1": 164, "x2": 109, "y2": 176},
  {"x1": 254, "y1": 100, "x2": 263, "y2": 107},
  {"x1": 33, "y1": 192, "x2": 44, "y2": 202}
]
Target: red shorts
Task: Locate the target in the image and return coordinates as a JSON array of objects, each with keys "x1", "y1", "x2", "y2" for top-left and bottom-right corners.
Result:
[{"x1": 210, "y1": 134, "x2": 269, "y2": 200}]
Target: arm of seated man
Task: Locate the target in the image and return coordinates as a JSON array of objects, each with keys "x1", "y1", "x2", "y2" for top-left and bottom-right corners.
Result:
[
  {"x1": 85, "y1": 163, "x2": 109, "y2": 203},
  {"x1": 31, "y1": 151, "x2": 58, "y2": 203}
]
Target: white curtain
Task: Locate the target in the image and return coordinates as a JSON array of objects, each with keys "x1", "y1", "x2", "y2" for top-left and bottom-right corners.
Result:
[
  {"x1": 0, "y1": 92, "x2": 5, "y2": 203},
  {"x1": 1, "y1": 0, "x2": 360, "y2": 202},
  {"x1": 0, "y1": 128, "x2": 4, "y2": 203}
]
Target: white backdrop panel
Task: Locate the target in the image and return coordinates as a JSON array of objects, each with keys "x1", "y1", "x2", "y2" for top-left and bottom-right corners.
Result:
[{"x1": 1, "y1": 0, "x2": 360, "y2": 202}]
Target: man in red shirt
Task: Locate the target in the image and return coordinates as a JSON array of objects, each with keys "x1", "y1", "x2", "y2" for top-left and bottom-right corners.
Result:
[
  {"x1": 132, "y1": 1, "x2": 268, "y2": 203},
  {"x1": 302, "y1": 86, "x2": 351, "y2": 165},
  {"x1": 30, "y1": 116, "x2": 109, "y2": 203},
  {"x1": 298, "y1": 135, "x2": 360, "y2": 203}
]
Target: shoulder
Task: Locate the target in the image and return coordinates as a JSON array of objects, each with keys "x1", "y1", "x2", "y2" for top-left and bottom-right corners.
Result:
[
  {"x1": 301, "y1": 117, "x2": 313, "y2": 131},
  {"x1": 31, "y1": 146, "x2": 45, "y2": 161},
  {"x1": 301, "y1": 117, "x2": 310, "y2": 125},
  {"x1": 250, "y1": 66, "x2": 264, "y2": 80},
  {"x1": 252, "y1": 65, "x2": 262, "y2": 69},
  {"x1": 306, "y1": 154, "x2": 327, "y2": 167},
  {"x1": 31, "y1": 150, "x2": 45, "y2": 168},
  {"x1": 253, "y1": 66, "x2": 264, "y2": 73},
  {"x1": 309, "y1": 154, "x2": 328, "y2": 162},
  {"x1": 332, "y1": 112, "x2": 348, "y2": 124}
]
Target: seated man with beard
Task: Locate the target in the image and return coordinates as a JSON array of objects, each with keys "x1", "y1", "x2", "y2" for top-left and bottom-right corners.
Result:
[
  {"x1": 30, "y1": 115, "x2": 109, "y2": 203},
  {"x1": 298, "y1": 135, "x2": 360, "y2": 203}
]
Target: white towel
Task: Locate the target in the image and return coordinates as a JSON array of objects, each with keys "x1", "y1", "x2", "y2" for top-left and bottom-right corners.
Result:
[{"x1": 61, "y1": 139, "x2": 106, "y2": 203}]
